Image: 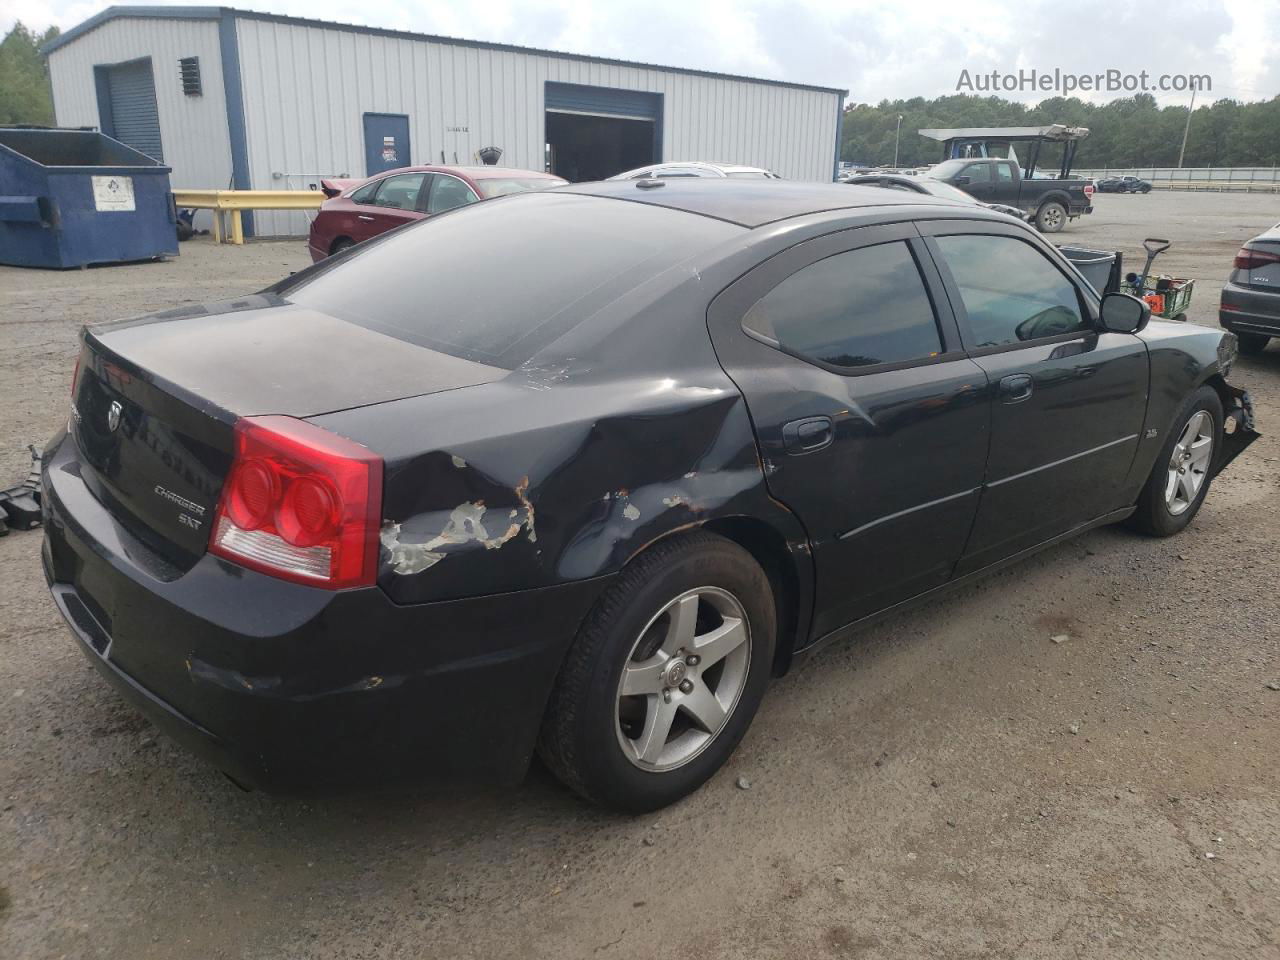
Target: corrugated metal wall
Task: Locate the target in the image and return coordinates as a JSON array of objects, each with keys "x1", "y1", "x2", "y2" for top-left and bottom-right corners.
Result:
[
  {"x1": 47, "y1": 17, "x2": 234, "y2": 230},
  {"x1": 233, "y1": 17, "x2": 841, "y2": 235}
]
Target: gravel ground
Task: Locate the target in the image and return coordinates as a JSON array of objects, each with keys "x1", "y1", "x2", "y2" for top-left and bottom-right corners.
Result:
[{"x1": 1, "y1": 192, "x2": 1278, "y2": 960}]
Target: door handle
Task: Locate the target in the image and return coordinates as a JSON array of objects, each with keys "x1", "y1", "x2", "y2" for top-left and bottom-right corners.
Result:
[
  {"x1": 998, "y1": 374, "x2": 1034, "y2": 403},
  {"x1": 357, "y1": 214, "x2": 375, "y2": 221},
  {"x1": 782, "y1": 416, "x2": 833, "y2": 454}
]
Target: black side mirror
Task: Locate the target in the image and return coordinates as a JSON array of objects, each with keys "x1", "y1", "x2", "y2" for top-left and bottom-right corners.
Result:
[
  {"x1": 953, "y1": 176, "x2": 971, "y2": 185},
  {"x1": 1099, "y1": 292, "x2": 1151, "y2": 334}
]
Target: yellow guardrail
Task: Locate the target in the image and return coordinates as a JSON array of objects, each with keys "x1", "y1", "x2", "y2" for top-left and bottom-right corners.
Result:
[{"x1": 172, "y1": 189, "x2": 325, "y2": 245}]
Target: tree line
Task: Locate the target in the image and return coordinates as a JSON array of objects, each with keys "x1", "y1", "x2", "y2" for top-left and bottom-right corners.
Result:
[
  {"x1": 0, "y1": 23, "x2": 59, "y2": 126},
  {"x1": 842, "y1": 93, "x2": 1280, "y2": 169}
]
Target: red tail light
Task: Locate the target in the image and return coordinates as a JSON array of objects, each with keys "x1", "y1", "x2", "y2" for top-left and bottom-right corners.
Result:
[
  {"x1": 1084, "y1": 184, "x2": 1095, "y2": 198},
  {"x1": 71, "y1": 357, "x2": 81, "y2": 398},
  {"x1": 210, "y1": 416, "x2": 383, "y2": 589},
  {"x1": 1234, "y1": 245, "x2": 1280, "y2": 271}
]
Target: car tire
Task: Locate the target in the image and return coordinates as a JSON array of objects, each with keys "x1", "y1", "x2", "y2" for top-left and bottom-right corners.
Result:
[
  {"x1": 1237, "y1": 332, "x2": 1270, "y2": 355},
  {"x1": 538, "y1": 531, "x2": 776, "y2": 812},
  {"x1": 1035, "y1": 201, "x2": 1067, "y2": 233},
  {"x1": 329, "y1": 238, "x2": 354, "y2": 256},
  {"x1": 1128, "y1": 385, "x2": 1222, "y2": 537}
]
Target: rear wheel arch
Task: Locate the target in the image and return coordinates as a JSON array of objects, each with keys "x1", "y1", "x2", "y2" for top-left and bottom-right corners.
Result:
[
  {"x1": 619, "y1": 515, "x2": 806, "y2": 677},
  {"x1": 701, "y1": 516, "x2": 804, "y2": 677},
  {"x1": 329, "y1": 236, "x2": 355, "y2": 255}
]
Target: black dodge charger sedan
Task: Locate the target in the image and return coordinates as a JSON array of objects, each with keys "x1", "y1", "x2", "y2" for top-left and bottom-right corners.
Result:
[{"x1": 44, "y1": 181, "x2": 1257, "y2": 812}]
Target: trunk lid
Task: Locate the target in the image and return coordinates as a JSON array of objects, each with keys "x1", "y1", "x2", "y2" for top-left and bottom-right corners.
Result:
[
  {"x1": 72, "y1": 294, "x2": 504, "y2": 568},
  {"x1": 1233, "y1": 236, "x2": 1280, "y2": 290}
]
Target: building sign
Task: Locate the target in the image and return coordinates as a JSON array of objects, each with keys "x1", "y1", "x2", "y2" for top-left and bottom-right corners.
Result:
[
  {"x1": 382, "y1": 136, "x2": 398, "y2": 163},
  {"x1": 91, "y1": 175, "x2": 135, "y2": 211}
]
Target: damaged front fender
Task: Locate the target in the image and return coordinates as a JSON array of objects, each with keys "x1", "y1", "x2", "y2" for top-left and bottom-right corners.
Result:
[{"x1": 1213, "y1": 383, "x2": 1260, "y2": 478}]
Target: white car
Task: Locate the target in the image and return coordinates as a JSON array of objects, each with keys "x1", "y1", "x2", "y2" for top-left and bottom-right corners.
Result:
[{"x1": 608, "y1": 161, "x2": 781, "y2": 180}]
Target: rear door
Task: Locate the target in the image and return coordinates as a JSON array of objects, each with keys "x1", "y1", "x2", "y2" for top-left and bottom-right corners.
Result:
[
  {"x1": 992, "y1": 161, "x2": 1019, "y2": 206},
  {"x1": 708, "y1": 222, "x2": 991, "y2": 637},
  {"x1": 920, "y1": 222, "x2": 1149, "y2": 573},
  {"x1": 353, "y1": 172, "x2": 429, "y2": 242}
]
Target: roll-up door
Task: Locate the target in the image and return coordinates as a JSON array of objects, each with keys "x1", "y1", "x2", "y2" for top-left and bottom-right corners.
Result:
[
  {"x1": 545, "y1": 82, "x2": 662, "y2": 122},
  {"x1": 103, "y1": 59, "x2": 164, "y2": 162}
]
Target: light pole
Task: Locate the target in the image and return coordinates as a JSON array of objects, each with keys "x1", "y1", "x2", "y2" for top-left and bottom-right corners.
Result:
[
  {"x1": 893, "y1": 115, "x2": 904, "y2": 168},
  {"x1": 1177, "y1": 88, "x2": 1197, "y2": 168}
]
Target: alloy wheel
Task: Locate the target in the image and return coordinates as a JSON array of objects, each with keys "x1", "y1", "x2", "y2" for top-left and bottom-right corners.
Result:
[
  {"x1": 1165, "y1": 410, "x2": 1213, "y2": 515},
  {"x1": 615, "y1": 587, "x2": 751, "y2": 772}
]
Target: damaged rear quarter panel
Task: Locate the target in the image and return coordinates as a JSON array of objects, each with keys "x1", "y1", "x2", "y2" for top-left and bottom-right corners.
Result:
[
  {"x1": 321, "y1": 377, "x2": 803, "y2": 605},
  {"x1": 308, "y1": 255, "x2": 815, "y2": 611}
]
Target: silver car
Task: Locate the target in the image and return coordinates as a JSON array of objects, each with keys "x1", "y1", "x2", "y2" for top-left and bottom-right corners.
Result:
[
  {"x1": 1220, "y1": 223, "x2": 1280, "y2": 354},
  {"x1": 608, "y1": 161, "x2": 781, "y2": 180}
]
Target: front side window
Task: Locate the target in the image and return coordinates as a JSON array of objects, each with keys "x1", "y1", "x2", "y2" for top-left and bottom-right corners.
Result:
[
  {"x1": 475, "y1": 177, "x2": 565, "y2": 198},
  {"x1": 935, "y1": 234, "x2": 1088, "y2": 347},
  {"x1": 428, "y1": 175, "x2": 480, "y2": 214},
  {"x1": 961, "y1": 163, "x2": 992, "y2": 184},
  {"x1": 372, "y1": 173, "x2": 426, "y2": 211},
  {"x1": 743, "y1": 241, "x2": 944, "y2": 369}
]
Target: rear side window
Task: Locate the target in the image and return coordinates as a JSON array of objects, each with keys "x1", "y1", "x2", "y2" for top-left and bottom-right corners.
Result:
[
  {"x1": 283, "y1": 192, "x2": 742, "y2": 368},
  {"x1": 935, "y1": 234, "x2": 1087, "y2": 347},
  {"x1": 372, "y1": 173, "x2": 426, "y2": 211},
  {"x1": 350, "y1": 180, "x2": 380, "y2": 204},
  {"x1": 743, "y1": 241, "x2": 943, "y2": 369}
]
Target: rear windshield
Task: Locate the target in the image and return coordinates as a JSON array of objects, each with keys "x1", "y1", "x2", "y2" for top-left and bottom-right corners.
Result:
[
  {"x1": 475, "y1": 177, "x2": 565, "y2": 198},
  {"x1": 283, "y1": 192, "x2": 740, "y2": 368}
]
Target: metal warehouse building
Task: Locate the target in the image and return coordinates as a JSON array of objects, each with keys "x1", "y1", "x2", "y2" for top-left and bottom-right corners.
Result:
[{"x1": 44, "y1": 6, "x2": 846, "y2": 236}]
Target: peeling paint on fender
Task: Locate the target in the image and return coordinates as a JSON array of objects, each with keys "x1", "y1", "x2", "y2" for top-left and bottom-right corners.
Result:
[{"x1": 380, "y1": 521, "x2": 446, "y2": 574}]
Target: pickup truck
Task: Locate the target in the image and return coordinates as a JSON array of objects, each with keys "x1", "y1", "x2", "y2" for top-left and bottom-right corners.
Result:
[{"x1": 928, "y1": 157, "x2": 1093, "y2": 233}]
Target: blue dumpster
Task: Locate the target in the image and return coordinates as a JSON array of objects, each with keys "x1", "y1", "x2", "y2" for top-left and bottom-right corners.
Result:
[{"x1": 0, "y1": 127, "x2": 178, "y2": 269}]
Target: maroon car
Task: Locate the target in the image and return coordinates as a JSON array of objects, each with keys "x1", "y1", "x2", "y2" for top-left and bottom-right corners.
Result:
[{"x1": 307, "y1": 165, "x2": 566, "y2": 261}]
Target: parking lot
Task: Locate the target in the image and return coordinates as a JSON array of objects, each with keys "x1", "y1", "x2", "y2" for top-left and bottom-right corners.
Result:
[{"x1": 1, "y1": 190, "x2": 1278, "y2": 959}]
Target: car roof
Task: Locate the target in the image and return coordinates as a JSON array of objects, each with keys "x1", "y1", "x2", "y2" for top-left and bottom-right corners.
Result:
[
  {"x1": 364, "y1": 165, "x2": 561, "y2": 181},
  {"x1": 557, "y1": 179, "x2": 976, "y2": 228},
  {"x1": 608, "y1": 161, "x2": 774, "y2": 179}
]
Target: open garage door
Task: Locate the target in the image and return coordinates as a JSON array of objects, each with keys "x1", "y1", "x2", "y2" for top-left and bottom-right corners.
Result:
[{"x1": 545, "y1": 82, "x2": 661, "y2": 181}]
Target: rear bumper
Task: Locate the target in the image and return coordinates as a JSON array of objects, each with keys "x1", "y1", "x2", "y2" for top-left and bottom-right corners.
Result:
[
  {"x1": 1220, "y1": 280, "x2": 1280, "y2": 336},
  {"x1": 41, "y1": 430, "x2": 609, "y2": 791},
  {"x1": 306, "y1": 241, "x2": 326, "y2": 263}
]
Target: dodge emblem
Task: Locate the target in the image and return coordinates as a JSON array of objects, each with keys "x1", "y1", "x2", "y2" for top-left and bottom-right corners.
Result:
[{"x1": 107, "y1": 400, "x2": 123, "y2": 433}]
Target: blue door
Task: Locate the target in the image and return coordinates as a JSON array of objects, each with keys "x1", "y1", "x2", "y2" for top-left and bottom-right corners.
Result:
[{"x1": 363, "y1": 113, "x2": 410, "y2": 176}]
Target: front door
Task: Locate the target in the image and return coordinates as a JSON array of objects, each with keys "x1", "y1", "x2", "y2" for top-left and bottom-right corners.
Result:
[
  {"x1": 920, "y1": 224, "x2": 1149, "y2": 574},
  {"x1": 708, "y1": 223, "x2": 991, "y2": 639},
  {"x1": 363, "y1": 113, "x2": 411, "y2": 176},
  {"x1": 957, "y1": 161, "x2": 996, "y2": 203}
]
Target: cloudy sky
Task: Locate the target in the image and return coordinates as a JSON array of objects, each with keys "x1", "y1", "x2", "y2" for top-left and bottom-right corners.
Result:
[{"x1": 5, "y1": 0, "x2": 1276, "y2": 106}]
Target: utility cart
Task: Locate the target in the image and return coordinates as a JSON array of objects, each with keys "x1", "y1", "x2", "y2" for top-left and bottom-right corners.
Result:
[{"x1": 1120, "y1": 238, "x2": 1195, "y2": 322}]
